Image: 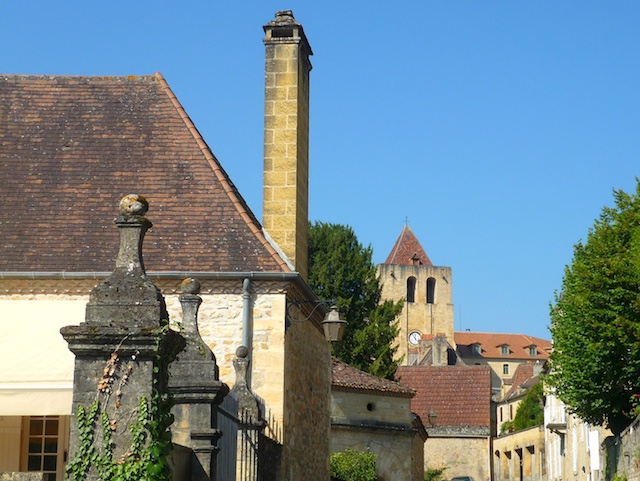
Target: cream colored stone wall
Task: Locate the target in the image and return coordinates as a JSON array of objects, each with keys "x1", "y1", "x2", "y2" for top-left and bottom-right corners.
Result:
[
  {"x1": 425, "y1": 436, "x2": 490, "y2": 481},
  {"x1": 332, "y1": 390, "x2": 413, "y2": 426},
  {"x1": 331, "y1": 390, "x2": 419, "y2": 481},
  {"x1": 494, "y1": 426, "x2": 545, "y2": 481},
  {"x1": 284, "y1": 318, "x2": 331, "y2": 481},
  {"x1": 378, "y1": 264, "x2": 454, "y2": 364}
]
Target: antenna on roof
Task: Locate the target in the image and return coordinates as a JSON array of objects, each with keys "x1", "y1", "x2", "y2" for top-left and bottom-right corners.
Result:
[{"x1": 404, "y1": 216, "x2": 409, "y2": 226}]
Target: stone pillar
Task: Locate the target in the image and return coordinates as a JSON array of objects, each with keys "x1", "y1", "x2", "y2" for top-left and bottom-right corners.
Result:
[
  {"x1": 263, "y1": 10, "x2": 312, "y2": 280},
  {"x1": 169, "y1": 278, "x2": 229, "y2": 481},
  {"x1": 61, "y1": 195, "x2": 184, "y2": 481},
  {"x1": 232, "y1": 347, "x2": 268, "y2": 481}
]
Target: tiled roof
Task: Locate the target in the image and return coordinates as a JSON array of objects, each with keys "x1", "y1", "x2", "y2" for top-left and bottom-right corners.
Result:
[
  {"x1": 384, "y1": 225, "x2": 432, "y2": 266},
  {"x1": 0, "y1": 73, "x2": 289, "y2": 273},
  {"x1": 331, "y1": 359, "x2": 415, "y2": 398},
  {"x1": 501, "y1": 364, "x2": 541, "y2": 402},
  {"x1": 396, "y1": 365, "x2": 492, "y2": 427},
  {"x1": 455, "y1": 332, "x2": 551, "y2": 360}
]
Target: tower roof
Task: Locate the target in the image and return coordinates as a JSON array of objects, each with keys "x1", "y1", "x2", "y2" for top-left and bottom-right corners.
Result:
[{"x1": 384, "y1": 225, "x2": 432, "y2": 266}]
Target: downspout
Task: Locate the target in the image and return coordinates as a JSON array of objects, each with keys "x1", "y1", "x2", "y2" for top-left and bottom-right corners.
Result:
[{"x1": 242, "y1": 277, "x2": 252, "y2": 389}]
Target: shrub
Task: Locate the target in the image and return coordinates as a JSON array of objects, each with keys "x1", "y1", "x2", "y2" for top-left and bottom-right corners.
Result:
[{"x1": 330, "y1": 449, "x2": 377, "y2": 481}]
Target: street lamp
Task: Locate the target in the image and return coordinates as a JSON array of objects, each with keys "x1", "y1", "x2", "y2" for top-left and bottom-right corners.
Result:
[{"x1": 285, "y1": 300, "x2": 346, "y2": 342}]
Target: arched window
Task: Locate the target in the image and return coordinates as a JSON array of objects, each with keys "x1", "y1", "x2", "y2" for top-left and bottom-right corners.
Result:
[
  {"x1": 426, "y1": 277, "x2": 436, "y2": 304},
  {"x1": 407, "y1": 277, "x2": 416, "y2": 303}
]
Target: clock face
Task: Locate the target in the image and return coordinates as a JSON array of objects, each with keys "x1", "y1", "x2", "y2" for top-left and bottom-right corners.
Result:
[{"x1": 409, "y1": 331, "x2": 422, "y2": 345}]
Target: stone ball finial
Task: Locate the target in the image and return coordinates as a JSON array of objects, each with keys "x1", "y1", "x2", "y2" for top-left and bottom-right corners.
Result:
[
  {"x1": 181, "y1": 278, "x2": 201, "y2": 295},
  {"x1": 236, "y1": 345, "x2": 249, "y2": 359},
  {"x1": 119, "y1": 194, "x2": 149, "y2": 216}
]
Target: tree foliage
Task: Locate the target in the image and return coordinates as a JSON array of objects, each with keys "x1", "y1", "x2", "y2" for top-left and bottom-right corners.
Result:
[
  {"x1": 330, "y1": 449, "x2": 377, "y2": 481},
  {"x1": 547, "y1": 181, "x2": 640, "y2": 435},
  {"x1": 500, "y1": 382, "x2": 544, "y2": 434},
  {"x1": 308, "y1": 221, "x2": 403, "y2": 379}
]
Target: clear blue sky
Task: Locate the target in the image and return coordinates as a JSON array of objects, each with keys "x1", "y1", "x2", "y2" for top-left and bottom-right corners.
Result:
[{"x1": 3, "y1": 2, "x2": 639, "y2": 340}]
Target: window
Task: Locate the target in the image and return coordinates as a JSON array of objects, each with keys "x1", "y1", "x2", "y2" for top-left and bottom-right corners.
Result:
[
  {"x1": 501, "y1": 345, "x2": 510, "y2": 355},
  {"x1": 426, "y1": 277, "x2": 436, "y2": 304},
  {"x1": 529, "y1": 346, "x2": 537, "y2": 356},
  {"x1": 21, "y1": 416, "x2": 69, "y2": 481},
  {"x1": 473, "y1": 344, "x2": 482, "y2": 354},
  {"x1": 406, "y1": 277, "x2": 416, "y2": 303},
  {"x1": 503, "y1": 364, "x2": 509, "y2": 375}
]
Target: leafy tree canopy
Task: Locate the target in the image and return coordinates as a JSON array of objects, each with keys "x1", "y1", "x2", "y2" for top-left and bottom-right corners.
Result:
[
  {"x1": 547, "y1": 181, "x2": 640, "y2": 435},
  {"x1": 500, "y1": 382, "x2": 544, "y2": 434},
  {"x1": 308, "y1": 221, "x2": 403, "y2": 379}
]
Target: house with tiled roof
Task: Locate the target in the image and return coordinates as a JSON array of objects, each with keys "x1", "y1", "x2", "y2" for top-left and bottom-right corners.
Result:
[
  {"x1": 378, "y1": 225, "x2": 455, "y2": 365},
  {"x1": 331, "y1": 359, "x2": 426, "y2": 481},
  {"x1": 0, "y1": 10, "x2": 332, "y2": 481},
  {"x1": 396, "y1": 365, "x2": 493, "y2": 481},
  {"x1": 455, "y1": 331, "x2": 551, "y2": 396}
]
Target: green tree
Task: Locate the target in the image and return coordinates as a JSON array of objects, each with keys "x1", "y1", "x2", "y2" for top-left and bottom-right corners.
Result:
[
  {"x1": 500, "y1": 382, "x2": 544, "y2": 434},
  {"x1": 547, "y1": 181, "x2": 640, "y2": 435},
  {"x1": 308, "y1": 221, "x2": 403, "y2": 379}
]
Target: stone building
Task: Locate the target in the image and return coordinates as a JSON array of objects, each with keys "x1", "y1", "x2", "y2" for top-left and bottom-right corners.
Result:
[
  {"x1": 396, "y1": 365, "x2": 493, "y2": 481},
  {"x1": 378, "y1": 225, "x2": 455, "y2": 365},
  {"x1": 455, "y1": 332, "x2": 551, "y2": 397},
  {"x1": 331, "y1": 359, "x2": 426, "y2": 481},
  {"x1": 0, "y1": 10, "x2": 332, "y2": 481}
]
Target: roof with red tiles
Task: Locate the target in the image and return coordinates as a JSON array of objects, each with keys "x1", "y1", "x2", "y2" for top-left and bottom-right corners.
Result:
[
  {"x1": 331, "y1": 359, "x2": 415, "y2": 398},
  {"x1": 384, "y1": 225, "x2": 432, "y2": 266},
  {"x1": 501, "y1": 364, "x2": 540, "y2": 402},
  {"x1": 396, "y1": 365, "x2": 492, "y2": 427},
  {"x1": 0, "y1": 73, "x2": 289, "y2": 273},
  {"x1": 455, "y1": 332, "x2": 551, "y2": 360}
]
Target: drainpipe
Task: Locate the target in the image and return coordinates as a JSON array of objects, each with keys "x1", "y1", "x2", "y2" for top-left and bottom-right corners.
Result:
[{"x1": 242, "y1": 277, "x2": 252, "y2": 388}]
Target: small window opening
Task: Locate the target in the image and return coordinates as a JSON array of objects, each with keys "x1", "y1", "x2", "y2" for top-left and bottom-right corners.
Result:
[
  {"x1": 501, "y1": 345, "x2": 510, "y2": 355},
  {"x1": 366, "y1": 402, "x2": 375, "y2": 412},
  {"x1": 426, "y1": 277, "x2": 436, "y2": 304},
  {"x1": 529, "y1": 346, "x2": 537, "y2": 356},
  {"x1": 407, "y1": 277, "x2": 416, "y2": 303},
  {"x1": 503, "y1": 364, "x2": 509, "y2": 375}
]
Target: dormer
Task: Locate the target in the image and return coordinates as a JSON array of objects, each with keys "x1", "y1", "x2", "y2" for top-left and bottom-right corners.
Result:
[
  {"x1": 500, "y1": 344, "x2": 510, "y2": 356},
  {"x1": 473, "y1": 343, "x2": 482, "y2": 355},
  {"x1": 526, "y1": 345, "x2": 538, "y2": 356}
]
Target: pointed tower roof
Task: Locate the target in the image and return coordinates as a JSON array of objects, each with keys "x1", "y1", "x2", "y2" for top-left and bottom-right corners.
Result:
[{"x1": 384, "y1": 225, "x2": 432, "y2": 266}]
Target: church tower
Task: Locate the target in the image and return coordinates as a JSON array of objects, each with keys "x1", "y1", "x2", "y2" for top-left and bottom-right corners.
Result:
[{"x1": 378, "y1": 225, "x2": 455, "y2": 365}]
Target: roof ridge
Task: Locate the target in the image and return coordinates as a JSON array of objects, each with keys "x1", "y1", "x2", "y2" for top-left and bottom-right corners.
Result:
[{"x1": 154, "y1": 72, "x2": 291, "y2": 273}]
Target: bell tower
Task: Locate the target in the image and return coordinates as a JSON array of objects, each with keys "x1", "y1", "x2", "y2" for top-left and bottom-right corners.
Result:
[{"x1": 378, "y1": 225, "x2": 455, "y2": 365}]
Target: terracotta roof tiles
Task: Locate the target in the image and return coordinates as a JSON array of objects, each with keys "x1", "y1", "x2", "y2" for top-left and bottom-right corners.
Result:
[
  {"x1": 0, "y1": 73, "x2": 289, "y2": 273},
  {"x1": 455, "y1": 332, "x2": 551, "y2": 360},
  {"x1": 396, "y1": 365, "x2": 492, "y2": 427},
  {"x1": 331, "y1": 359, "x2": 415, "y2": 398},
  {"x1": 384, "y1": 225, "x2": 432, "y2": 266}
]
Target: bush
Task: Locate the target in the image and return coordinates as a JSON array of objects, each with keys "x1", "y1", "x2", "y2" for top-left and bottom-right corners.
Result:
[
  {"x1": 424, "y1": 466, "x2": 447, "y2": 481},
  {"x1": 330, "y1": 449, "x2": 377, "y2": 481}
]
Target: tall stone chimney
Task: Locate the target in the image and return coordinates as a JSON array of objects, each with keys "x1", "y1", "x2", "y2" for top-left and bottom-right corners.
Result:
[{"x1": 263, "y1": 10, "x2": 312, "y2": 280}]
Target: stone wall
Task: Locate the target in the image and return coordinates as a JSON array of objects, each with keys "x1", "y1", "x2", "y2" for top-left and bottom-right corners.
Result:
[
  {"x1": 284, "y1": 317, "x2": 331, "y2": 481},
  {"x1": 425, "y1": 435, "x2": 490, "y2": 481}
]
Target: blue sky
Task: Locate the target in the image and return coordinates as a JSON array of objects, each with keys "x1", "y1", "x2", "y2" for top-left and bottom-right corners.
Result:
[{"x1": 3, "y1": 2, "x2": 639, "y2": 339}]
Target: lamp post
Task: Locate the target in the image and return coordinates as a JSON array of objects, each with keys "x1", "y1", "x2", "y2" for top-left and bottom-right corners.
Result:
[{"x1": 285, "y1": 300, "x2": 346, "y2": 342}]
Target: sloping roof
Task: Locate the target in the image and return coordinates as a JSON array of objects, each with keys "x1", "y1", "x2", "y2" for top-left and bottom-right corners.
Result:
[
  {"x1": 501, "y1": 364, "x2": 541, "y2": 402},
  {"x1": 331, "y1": 358, "x2": 415, "y2": 398},
  {"x1": 0, "y1": 73, "x2": 289, "y2": 273},
  {"x1": 455, "y1": 332, "x2": 551, "y2": 360},
  {"x1": 396, "y1": 365, "x2": 492, "y2": 427},
  {"x1": 384, "y1": 225, "x2": 432, "y2": 266}
]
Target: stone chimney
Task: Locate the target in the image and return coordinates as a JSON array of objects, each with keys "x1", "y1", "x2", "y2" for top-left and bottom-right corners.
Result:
[{"x1": 263, "y1": 10, "x2": 313, "y2": 280}]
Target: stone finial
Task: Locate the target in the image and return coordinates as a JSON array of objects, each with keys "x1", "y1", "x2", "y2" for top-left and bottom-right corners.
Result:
[
  {"x1": 181, "y1": 277, "x2": 201, "y2": 295},
  {"x1": 84, "y1": 195, "x2": 166, "y2": 327},
  {"x1": 119, "y1": 194, "x2": 148, "y2": 217}
]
